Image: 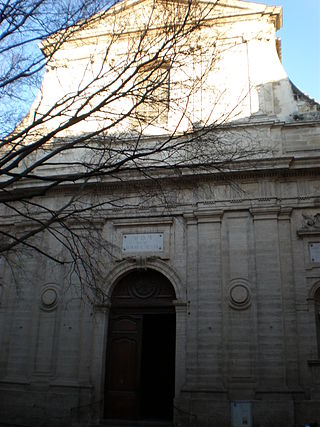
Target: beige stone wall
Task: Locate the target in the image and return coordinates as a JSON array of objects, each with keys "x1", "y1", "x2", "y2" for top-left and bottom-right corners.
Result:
[{"x1": 1, "y1": 155, "x2": 320, "y2": 425}]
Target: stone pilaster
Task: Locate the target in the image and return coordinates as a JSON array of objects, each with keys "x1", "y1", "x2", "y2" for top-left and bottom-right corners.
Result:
[
  {"x1": 195, "y1": 210, "x2": 224, "y2": 390},
  {"x1": 250, "y1": 207, "x2": 286, "y2": 390},
  {"x1": 91, "y1": 303, "x2": 110, "y2": 417}
]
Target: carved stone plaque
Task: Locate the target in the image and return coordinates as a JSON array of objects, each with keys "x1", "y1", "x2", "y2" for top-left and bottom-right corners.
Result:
[
  {"x1": 122, "y1": 233, "x2": 163, "y2": 253},
  {"x1": 310, "y1": 242, "x2": 320, "y2": 263}
]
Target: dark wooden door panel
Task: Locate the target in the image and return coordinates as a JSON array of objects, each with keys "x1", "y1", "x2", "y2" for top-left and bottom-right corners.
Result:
[
  {"x1": 105, "y1": 391, "x2": 138, "y2": 420},
  {"x1": 111, "y1": 317, "x2": 139, "y2": 332},
  {"x1": 108, "y1": 337, "x2": 139, "y2": 390},
  {"x1": 104, "y1": 315, "x2": 142, "y2": 419}
]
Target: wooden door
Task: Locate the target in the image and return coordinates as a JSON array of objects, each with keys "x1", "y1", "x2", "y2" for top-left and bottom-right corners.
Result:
[{"x1": 104, "y1": 314, "x2": 142, "y2": 419}]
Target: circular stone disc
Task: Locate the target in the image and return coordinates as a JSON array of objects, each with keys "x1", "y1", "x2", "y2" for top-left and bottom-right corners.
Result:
[
  {"x1": 41, "y1": 288, "x2": 57, "y2": 307},
  {"x1": 230, "y1": 284, "x2": 249, "y2": 304}
]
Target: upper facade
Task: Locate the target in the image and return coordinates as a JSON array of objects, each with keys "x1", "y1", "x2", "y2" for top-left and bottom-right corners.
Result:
[{"x1": 26, "y1": 0, "x2": 318, "y2": 139}]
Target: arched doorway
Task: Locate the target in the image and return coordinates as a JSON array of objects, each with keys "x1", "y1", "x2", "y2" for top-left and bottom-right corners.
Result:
[{"x1": 104, "y1": 269, "x2": 176, "y2": 421}]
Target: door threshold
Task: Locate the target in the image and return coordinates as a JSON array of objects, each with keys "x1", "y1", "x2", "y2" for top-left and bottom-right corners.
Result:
[{"x1": 99, "y1": 420, "x2": 174, "y2": 427}]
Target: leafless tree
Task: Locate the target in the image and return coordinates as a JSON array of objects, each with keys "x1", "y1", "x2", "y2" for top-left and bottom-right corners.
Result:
[{"x1": 0, "y1": 0, "x2": 260, "y2": 302}]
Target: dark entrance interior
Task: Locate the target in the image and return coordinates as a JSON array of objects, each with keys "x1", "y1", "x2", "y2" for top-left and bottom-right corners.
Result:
[
  {"x1": 104, "y1": 270, "x2": 176, "y2": 421},
  {"x1": 141, "y1": 313, "x2": 175, "y2": 419}
]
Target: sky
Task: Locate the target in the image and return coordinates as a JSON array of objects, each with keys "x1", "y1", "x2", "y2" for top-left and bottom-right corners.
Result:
[{"x1": 246, "y1": 0, "x2": 320, "y2": 102}]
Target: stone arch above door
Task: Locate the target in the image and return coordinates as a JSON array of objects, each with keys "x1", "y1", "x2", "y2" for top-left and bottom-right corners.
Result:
[
  {"x1": 104, "y1": 258, "x2": 185, "y2": 303},
  {"x1": 308, "y1": 281, "x2": 320, "y2": 358},
  {"x1": 111, "y1": 269, "x2": 176, "y2": 308}
]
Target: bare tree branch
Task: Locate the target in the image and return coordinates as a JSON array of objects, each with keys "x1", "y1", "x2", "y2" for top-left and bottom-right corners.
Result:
[{"x1": 0, "y1": 0, "x2": 266, "y2": 300}]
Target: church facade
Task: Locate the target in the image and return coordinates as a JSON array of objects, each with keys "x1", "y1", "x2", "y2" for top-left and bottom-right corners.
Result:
[{"x1": 0, "y1": 1, "x2": 320, "y2": 427}]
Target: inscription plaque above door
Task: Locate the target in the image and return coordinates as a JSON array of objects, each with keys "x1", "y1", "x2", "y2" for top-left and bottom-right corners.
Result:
[{"x1": 122, "y1": 233, "x2": 163, "y2": 253}]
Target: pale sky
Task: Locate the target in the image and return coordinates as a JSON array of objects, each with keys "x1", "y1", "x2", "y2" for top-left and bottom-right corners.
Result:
[{"x1": 246, "y1": 0, "x2": 320, "y2": 102}]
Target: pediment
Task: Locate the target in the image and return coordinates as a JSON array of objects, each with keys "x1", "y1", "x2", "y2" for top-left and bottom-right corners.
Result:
[
  {"x1": 42, "y1": 0, "x2": 281, "y2": 55},
  {"x1": 76, "y1": 0, "x2": 282, "y2": 39},
  {"x1": 107, "y1": 0, "x2": 280, "y2": 18},
  {"x1": 104, "y1": 0, "x2": 281, "y2": 27}
]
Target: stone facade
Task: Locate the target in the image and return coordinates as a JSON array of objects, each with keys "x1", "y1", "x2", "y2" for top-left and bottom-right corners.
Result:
[{"x1": 1, "y1": 1, "x2": 320, "y2": 427}]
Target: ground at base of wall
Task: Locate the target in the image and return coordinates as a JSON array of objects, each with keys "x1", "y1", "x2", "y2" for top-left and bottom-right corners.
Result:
[{"x1": 1, "y1": 399, "x2": 320, "y2": 427}]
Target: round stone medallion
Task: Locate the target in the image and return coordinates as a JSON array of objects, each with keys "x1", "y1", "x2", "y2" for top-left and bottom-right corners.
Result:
[
  {"x1": 230, "y1": 284, "x2": 249, "y2": 304},
  {"x1": 229, "y1": 280, "x2": 251, "y2": 310},
  {"x1": 41, "y1": 287, "x2": 58, "y2": 310}
]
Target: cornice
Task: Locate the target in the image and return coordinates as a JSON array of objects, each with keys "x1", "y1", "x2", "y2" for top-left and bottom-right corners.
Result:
[{"x1": 1, "y1": 156, "x2": 320, "y2": 202}]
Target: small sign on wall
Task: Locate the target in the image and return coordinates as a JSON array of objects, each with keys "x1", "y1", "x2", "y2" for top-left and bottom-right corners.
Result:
[
  {"x1": 231, "y1": 401, "x2": 252, "y2": 427},
  {"x1": 309, "y1": 242, "x2": 320, "y2": 263},
  {"x1": 122, "y1": 233, "x2": 164, "y2": 253}
]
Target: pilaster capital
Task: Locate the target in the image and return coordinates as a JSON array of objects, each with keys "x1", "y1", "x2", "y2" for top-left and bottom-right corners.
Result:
[
  {"x1": 250, "y1": 206, "x2": 281, "y2": 220},
  {"x1": 94, "y1": 303, "x2": 111, "y2": 314},
  {"x1": 173, "y1": 299, "x2": 187, "y2": 312},
  {"x1": 194, "y1": 209, "x2": 224, "y2": 223}
]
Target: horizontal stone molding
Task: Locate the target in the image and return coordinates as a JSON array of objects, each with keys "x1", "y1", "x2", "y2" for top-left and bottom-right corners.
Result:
[{"x1": 113, "y1": 218, "x2": 174, "y2": 227}]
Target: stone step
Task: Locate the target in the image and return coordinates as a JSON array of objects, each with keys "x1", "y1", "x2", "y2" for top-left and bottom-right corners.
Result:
[{"x1": 94, "y1": 420, "x2": 174, "y2": 427}]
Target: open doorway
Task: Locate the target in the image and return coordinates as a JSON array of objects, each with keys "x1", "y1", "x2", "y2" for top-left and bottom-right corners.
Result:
[
  {"x1": 140, "y1": 313, "x2": 175, "y2": 419},
  {"x1": 104, "y1": 270, "x2": 176, "y2": 421}
]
